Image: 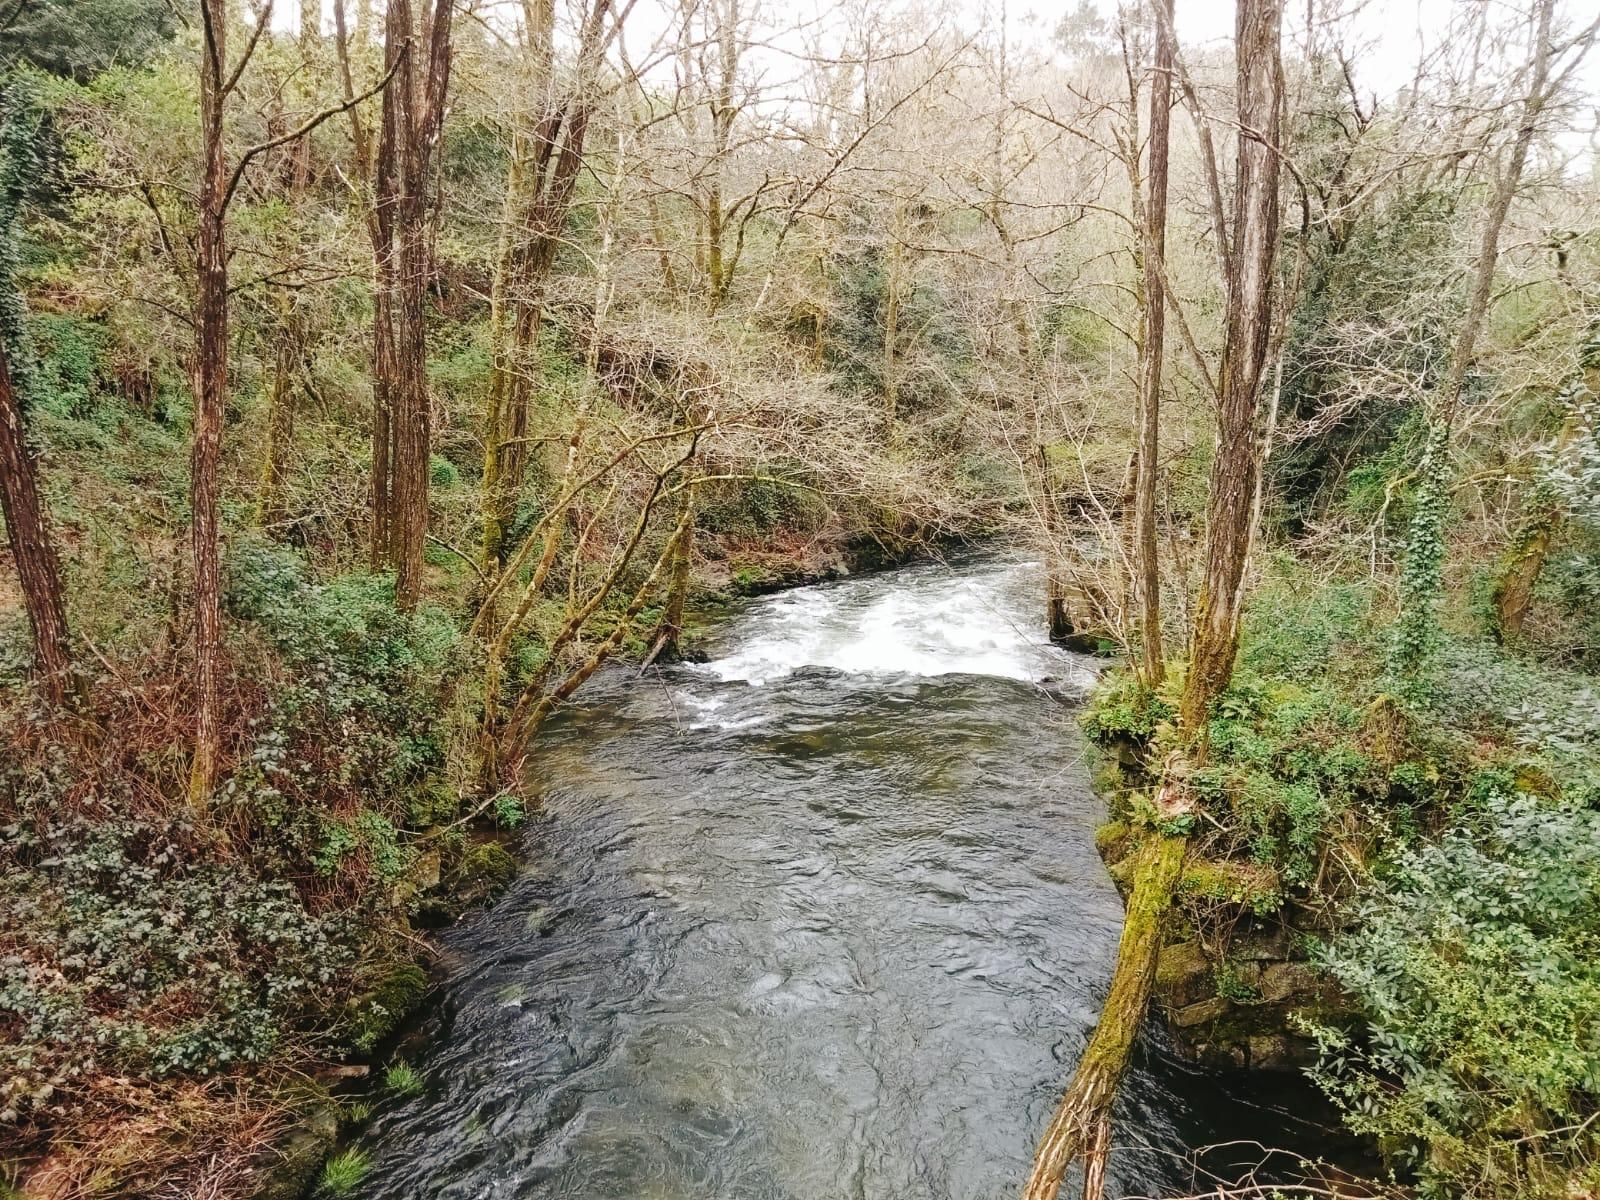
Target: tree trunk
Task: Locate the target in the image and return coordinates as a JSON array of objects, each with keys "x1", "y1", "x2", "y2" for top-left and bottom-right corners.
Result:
[
  {"x1": 379, "y1": 0, "x2": 453, "y2": 612},
  {"x1": 646, "y1": 481, "x2": 697, "y2": 665},
  {"x1": 1436, "y1": 0, "x2": 1556, "y2": 430},
  {"x1": 1026, "y1": 7, "x2": 1283, "y2": 1196},
  {"x1": 189, "y1": 0, "x2": 230, "y2": 806},
  {"x1": 0, "y1": 337, "x2": 72, "y2": 706},
  {"x1": 256, "y1": 303, "x2": 298, "y2": 529},
  {"x1": 1133, "y1": 0, "x2": 1173, "y2": 688},
  {"x1": 1022, "y1": 835, "x2": 1187, "y2": 1200},
  {"x1": 1492, "y1": 500, "x2": 1559, "y2": 641},
  {"x1": 1493, "y1": 319, "x2": 1597, "y2": 638},
  {"x1": 1177, "y1": 0, "x2": 1283, "y2": 736}
]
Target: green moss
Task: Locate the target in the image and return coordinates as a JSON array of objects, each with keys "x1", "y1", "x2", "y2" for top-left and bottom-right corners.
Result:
[
  {"x1": 1178, "y1": 858, "x2": 1284, "y2": 916},
  {"x1": 447, "y1": 841, "x2": 517, "y2": 906},
  {"x1": 1094, "y1": 819, "x2": 1131, "y2": 862},
  {"x1": 1154, "y1": 940, "x2": 1211, "y2": 992},
  {"x1": 343, "y1": 961, "x2": 429, "y2": 1054}
]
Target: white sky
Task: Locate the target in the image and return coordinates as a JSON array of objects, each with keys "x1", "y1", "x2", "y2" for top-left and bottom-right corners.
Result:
[{"x1": 286, "y1": 0, "x2": 1600, "y2": 160}]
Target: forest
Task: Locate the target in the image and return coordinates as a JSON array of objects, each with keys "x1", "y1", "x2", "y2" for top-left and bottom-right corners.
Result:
[{"x1": 1, "y1": 0, "x2": 1599, "y2": 1195}]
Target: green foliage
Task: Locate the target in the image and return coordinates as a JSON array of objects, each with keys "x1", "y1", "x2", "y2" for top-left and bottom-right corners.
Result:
[
  {"x1": 0, "y1": 816, "x2": 349, "y2": 1122},
  {"x1": 823, "y1": 240, "x2": 973, "y2": 412},
  {"x1": 1079, "y1": 668, "x2": 1175, "y2": 743},
  {"x1": 1214, "y1": 959, "x2": 1263, "y2": 1004},
  {"x1": 1388, "y1": 422, "x2": 1451, "y2": 689},
  {"x1": 1273, "y1": 186, "x2": 1460, "y2": 520},
  {"x1": 1, "y1": 0, "x2": 177, "y2": 80},
  {"x1": 1310, "y1": 791, "x2": 1600, "y2": 1197},
  {"x1": 223, "y1": 537, "x2": 460, "y2": 825},
  {"x1": 318, "y1": 1148, "x2": 371, "y2": 1198},
  {"x1": 429, "y1": 454, "x2": 461, "y2": 489},
  {"x1": 1240, "y1": 564, "x2": 1378, "y2": 679},
  {"x1": 27, "y1": 311, "x2": 108, "y2": 420},
  {"x1": 493, "y1": 793, "x2": 526, "y2": 829}
]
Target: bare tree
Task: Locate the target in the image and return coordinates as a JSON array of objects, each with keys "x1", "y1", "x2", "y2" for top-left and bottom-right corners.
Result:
[{"x1": 1133, "y1": 0, "x2": 1173, "y2": 687}]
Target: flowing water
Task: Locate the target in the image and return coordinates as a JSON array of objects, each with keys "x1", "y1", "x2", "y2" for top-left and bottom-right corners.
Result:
[{"x1": 359, "y1": 557, "x2": 1323, "y2": 1199}]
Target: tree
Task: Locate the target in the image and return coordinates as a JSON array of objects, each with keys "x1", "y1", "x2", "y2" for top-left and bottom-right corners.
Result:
[
  {"x1": 334, "y1": 0, "x2": 453, "y2": 610},
  {"x1": 0, "y1": 81, "x2": 71, "y2": 707},
  {"x1": 187, "y1": 0, "x2": 234, "y2": 805},
  {"x1": 1175, "y1": 0, "x2": 1284, "y2": 737},
  {"x1": 190, "y1": 0, "x2": 400, "y2": 802},
  {"x1": 379, "y1": 0, "x2": 453, "y2": 612},
  {"x1": 1024, "y1": 2, "x2": 1285, "y2": 1194},
  {"x1": 1132, "y1": 0, "x2": 1172, "y2": 687},
  {"x1": 480, "y1": 0, "x2": 626, "y2": 573},
  {"x1": 0, "y1": 338, "x2": 71, "y2": 707}
]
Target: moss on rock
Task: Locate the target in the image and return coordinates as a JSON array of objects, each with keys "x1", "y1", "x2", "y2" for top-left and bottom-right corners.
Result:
[
  {"x1": 342, "y1": 961, "x2": 429, "y2": 1054},
  {"x1": 446, "y1": 841, "x2": 517, "y2": 908},
  {"x1": 248, "y1": 1088, "x2": 339, "y2": 1200}
]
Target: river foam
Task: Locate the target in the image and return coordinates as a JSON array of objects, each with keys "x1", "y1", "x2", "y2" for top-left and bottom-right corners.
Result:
[{"x1": 702, "y1": 557, "x2": 1094, "y2": 687}]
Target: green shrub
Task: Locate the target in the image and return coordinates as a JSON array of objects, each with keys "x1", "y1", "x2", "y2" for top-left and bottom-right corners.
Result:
[
  {"x1": 1080, "y1": 668, "x2": 1174, "y2": 743},
  {"x1": 1310, "y1": 791, "x2": 1600, "y2": 1198},
  {"x1": 0, "y1": 816, "x2": 348, "y2": 1122}
]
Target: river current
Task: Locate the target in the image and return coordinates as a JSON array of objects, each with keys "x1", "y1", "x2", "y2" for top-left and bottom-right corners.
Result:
[{"x1": 358, "y1": 557, "x2": 1317, "y2": 1198}]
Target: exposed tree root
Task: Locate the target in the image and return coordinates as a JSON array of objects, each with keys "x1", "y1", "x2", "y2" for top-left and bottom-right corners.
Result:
[{"x1": 1023, "y1": 833, "x2": 1188, "y2": 1200}]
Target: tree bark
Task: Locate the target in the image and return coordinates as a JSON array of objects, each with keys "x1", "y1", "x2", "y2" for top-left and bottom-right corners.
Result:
[
  {"x1": 1133, "y1": 0, "x2": 1173, "y2": 688},
  {"x1": 0, "y1": 337, "x2": 72, "y2": 706},
  {"x1": 645, "y1": 480, "x2": 697, "y2": 665},
  {"x1": 1026, "y1": 7, "x2": 1282, "y2": 1196},
  {"x1": 1493, "y1": 315, "x2": 1597, "y2": 639},
  {"x1": 370, "y1": 0, "x2": 452, "y2": 612},
  {"x1": 256, "y1": 299, "x2": 298, "y2": 529},
  {"x1": 1177, "y1": 0, "x2": 1283, "y2": 736},
  {"x1": 189, "y1": 0, "x2": 230, "y2": 806},
  {"x1": 1022, "y1": 836, "x2": 1187, "y2": 1200}
]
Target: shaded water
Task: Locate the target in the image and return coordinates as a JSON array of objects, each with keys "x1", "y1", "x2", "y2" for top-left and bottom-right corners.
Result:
[{"x1": 360, "y1": 557, "x2": 1322, "y2": 1198}]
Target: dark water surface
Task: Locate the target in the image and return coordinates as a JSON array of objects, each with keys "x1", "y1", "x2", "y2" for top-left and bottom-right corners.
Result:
[{"x1": 360, "y1": 558, "x2": 1323, "y2": 1198}]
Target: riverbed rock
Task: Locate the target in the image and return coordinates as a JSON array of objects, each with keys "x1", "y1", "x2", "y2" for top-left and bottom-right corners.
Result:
[
  {"x1": 247, "y1": 1093, "x2": 339, "y2": 1200},
  {"x1": 1247, "y1": 1034, "x2": 1298, "y2": 1070},
  {"x1": 422, "y1": 840, "x2": 519, "y2": 922},
  {"x1": 1259, "y1": 961, "x2": 1325, "y2": 1004},
  {"x1": 1171, "y1": 995, "x2": 1232, "y2": 1027},
  {"x1": 1230, "y1": 927, "x2": 1291, "y2": 960},
  {"x1": 342, "y1": 960, "x2": 430, "y2": 1053},
  {"x1": 1155, "y1": 941, "x2": 1213, "y2": 1008}
]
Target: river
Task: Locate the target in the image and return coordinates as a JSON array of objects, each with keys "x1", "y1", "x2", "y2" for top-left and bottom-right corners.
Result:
[{"x1": 358, "y1": 556, "x2": 1322, "y2": 1198}]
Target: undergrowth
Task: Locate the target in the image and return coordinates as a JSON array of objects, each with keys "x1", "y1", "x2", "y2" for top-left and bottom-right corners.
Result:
[{"x1": 1083, "y1": 559, "x2": 1600, "y2": 1199}]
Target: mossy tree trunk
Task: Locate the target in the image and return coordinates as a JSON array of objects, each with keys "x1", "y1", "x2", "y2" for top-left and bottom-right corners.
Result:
[
  {"x1": 1132, "y1": 0, "x2": 1173, "y2": 688},
  {"x1": 1176, "y1": 0, "x2": 1283, "y2": 737},
  {"x1": 1026, "y1": 3, "x2": 1282, "y2": 1194},
  {"x1": 1493, "y1": 316, "x2": 1598, "y2": 640},
  {"x1": 1022, "y1": 835, "x2": 1188, "y2": 1200}
]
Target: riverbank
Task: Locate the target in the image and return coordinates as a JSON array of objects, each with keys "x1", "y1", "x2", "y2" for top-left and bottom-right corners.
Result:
[
  {"x1": 1077, "y1": 558, "x2": 1600, "y2": 1196},
  {"x1": 1, "y1": 520, "x2": 977, "y2": 1200}
]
